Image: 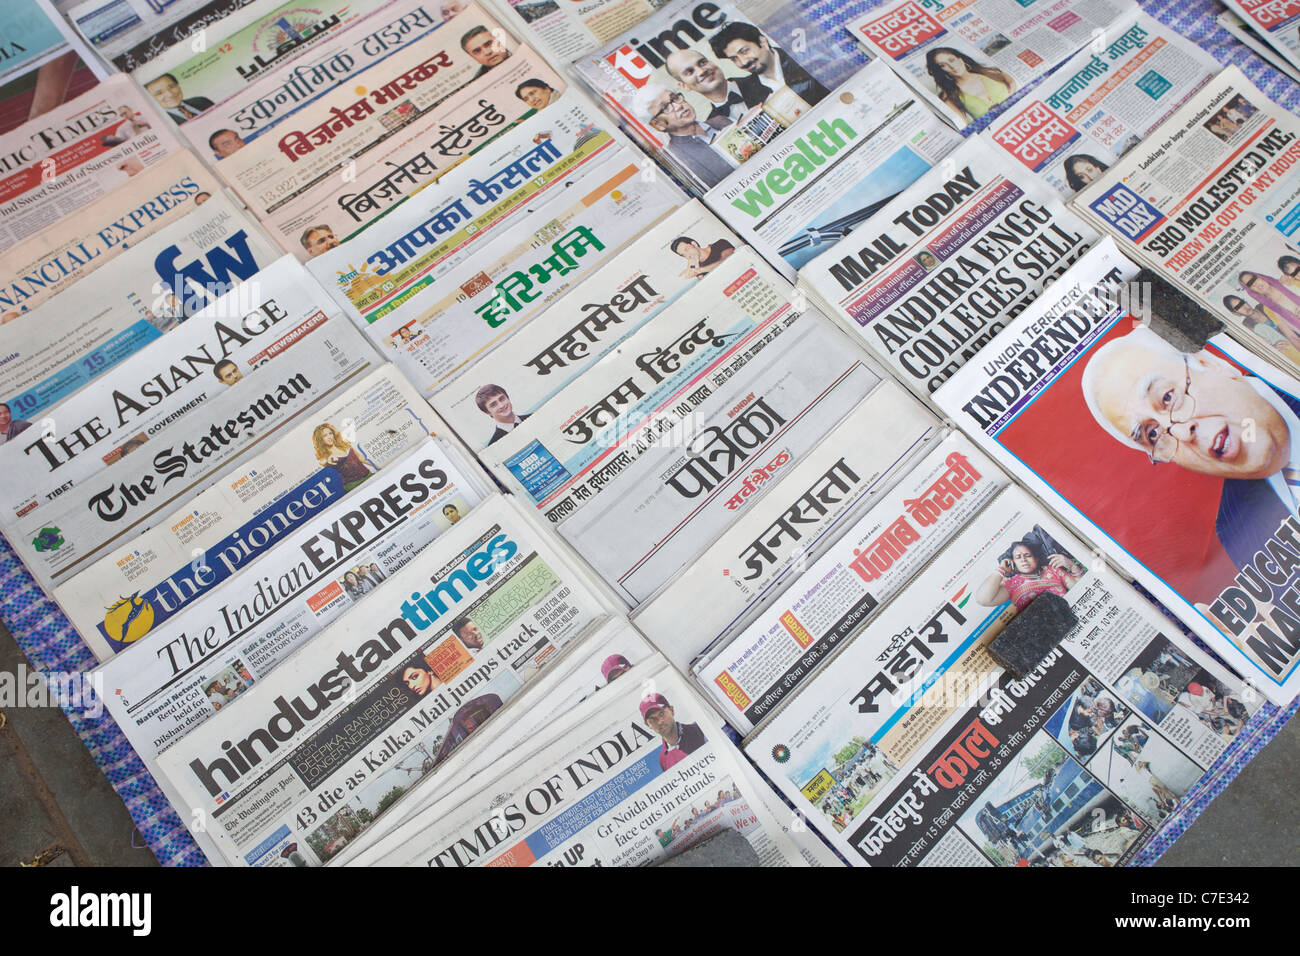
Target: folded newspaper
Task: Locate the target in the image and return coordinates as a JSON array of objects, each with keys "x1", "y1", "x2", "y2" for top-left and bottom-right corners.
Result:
[
  {"x1": 66, "y1": 0, "x2": 257, "y2": 72},
  {"x1": 1216, "y1": 11, "x2": 1300, "y2": 85},
  {"x1": 1217, "y1": 0, "x2": 1300, "y2": 76}
]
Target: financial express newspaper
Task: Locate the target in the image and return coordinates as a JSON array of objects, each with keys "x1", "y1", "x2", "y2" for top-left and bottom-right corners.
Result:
[
  {"x1": 1073, "y1": 66, "x2": 1300, "y2": 372},
  {"x1": 801, "y1": 136, "x2": 1097, "y2": 404},
  {"x1": 488, "y1": 249, "x2": 881, "y2": 606},
  {"x1": 155, "y1": 495, "x2": 615, "y2": 867},
  {"x1": 935, "y1": 241, "x2": 1300, "y2": 705}
]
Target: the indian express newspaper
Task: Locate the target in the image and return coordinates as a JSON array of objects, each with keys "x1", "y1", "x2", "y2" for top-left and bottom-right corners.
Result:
[
  {"x1": 800, "y1": 136, "x2": 1096, "y2": 404},
  {"x1": 93, "y1": 440, "x2": 487, "y2": 864},
  {"x1": 1218, "y1": 0, "x2": 1300, "y2": 76},
  {"x1": 154, "y1": 494, "x2": 614, "y2": 867},
  {"x1": 62, "y1": 364, "x2": 467, "y2": 660},
  {"x1": 707, "y1": 60, "x2": 962, "y2": 280},
  {"x1": 693, "y1": 434, "x2": 1007, "y2": 735},
  {"x1": 432, "y1": 200, "x2": 739, "y2": 452},
  {"x1": 982, "y1": 12, "x2": 1218, "y2": 201},
  {"x1": 488, "y1": 250, "x2": 882, "y2": 606},
  {"x1": 635, "y1": 381, "x2": 939, "y2": 679},
  {"x1": 812, "y1": 568, "x2": 1263, "y2": 867},
  {"x1": 934, "y1": 241, "x2": 1300, "y2": 706},
  {"x1": 848, "y1": 0, "x2": 1136, "y2": 130},
  {"x1": 1072, "y1": 66, "x2": 1300, "y2": 371}
]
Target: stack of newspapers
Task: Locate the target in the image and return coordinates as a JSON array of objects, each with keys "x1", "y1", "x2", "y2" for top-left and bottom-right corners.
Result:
[{"x1": 0, "y1": 0, "x2": 1295, "y2": 867}]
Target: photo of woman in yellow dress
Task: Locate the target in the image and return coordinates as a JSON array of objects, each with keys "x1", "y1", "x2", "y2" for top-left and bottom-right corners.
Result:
[{"x1": 924, "y1": 46, "x2": 1016, "y2": 124}]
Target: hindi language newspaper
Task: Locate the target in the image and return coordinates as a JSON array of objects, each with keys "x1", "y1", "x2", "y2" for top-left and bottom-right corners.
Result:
[{"x1": 1218, "y1": 0, "x2": 1300, "y2": 76}]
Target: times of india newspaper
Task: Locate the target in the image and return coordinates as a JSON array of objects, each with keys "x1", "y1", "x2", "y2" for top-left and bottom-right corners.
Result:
[
  {"x1": 935, "y1": 240, "x2": 1300, "y2": 706},
  {"x1": 800, "y1": 136, "x2": 1097, "y2": 405},
  {"x1": 154, "y1": 494, "x2": 615, "y2": 866}
]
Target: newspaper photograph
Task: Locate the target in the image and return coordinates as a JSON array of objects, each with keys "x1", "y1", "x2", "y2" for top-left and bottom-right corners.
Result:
[
  {"x1": 66, "y1": 0, "x2": 256, "y2": 71},
  {"x1": 982, "y1": 13, "x2": 1218, "y2": 200},
  {"x1": 1219, "y1": 0, "x2": 1300, "y2": 75},
  {"x1": 848, "y1": 0, "x2": 1136, "y2": 130},
  {"x1": 1072, "y1": 66, "x2": 1300, "y2": 370},
  {"x1": 488, "y1": 249, "x2": 881, "y2": 605},
  {"x1": 0, "y1": 40, "x2": 102, "y2": 136},
  {"x1": 634, "y1": 380, "x2": 939, "y2": 677},
  {"x1": 0, "y1": 74, "x2": 180, "y2": 252},
  {"x1": 817, "y1": 568, "x2": 1263, "y2": 866},
  {"x1": 62, "y1": 364, "x2": 464, "y2": 659},
  {"x1": 934, "y1": 240, "x2": 1300, "y2": 706},
  {"x1": 707, "y1": 60, "x2": 962, "y2": 279},
  {"x1": 432, "y1": 200, "x2": 738, "y2": 452},
  {"x1": 800, "y1": 136, "x2": 1097, "y2": 403},
  {"x1": 154, "y1": 494, "x2": 615, "y2": 867}
]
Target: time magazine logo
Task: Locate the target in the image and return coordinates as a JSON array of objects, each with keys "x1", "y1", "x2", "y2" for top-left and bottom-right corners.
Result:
[{"x1": 607, "y1": 44, "x2": 654, "y2": 87}]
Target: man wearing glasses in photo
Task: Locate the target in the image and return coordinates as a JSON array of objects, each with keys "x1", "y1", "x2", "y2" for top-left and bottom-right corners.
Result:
[{"x1": 633, "y1": 83, "x2": 735, "y2": 188}]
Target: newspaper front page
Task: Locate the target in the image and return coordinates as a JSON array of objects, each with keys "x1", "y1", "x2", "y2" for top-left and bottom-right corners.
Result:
[
  {"x1": 982, "y1": 13, "x2": 1218, "y2": 201},
  {"x1": 66, "y1": 0, "x2": 255, "y2": 71},
  {"x1": 1219, "y1": 0, "x2": 1300, "y2": 75},
  {"x1": 800, "y1": 136, "x2": 1097, "y2": 404},
  {"x1": 431, "y1": 200, "x2": 740, "y2": 452},
  {"x1": 488, "y1": 249, "x2": 882, "y2": 605},
  {"x1": 1072, "y1": 66, "x2": 1300, "y2": 371},
  {"x1": 707, "y1": 60, "x2": 962, "y2": 279},
  {"x1": 935, "y1": 241, "x2": 1300, "y2": 706},
  {"x1": 154, "y1": 494, "x2": 615, "y2": 866},
  {"x1": 634, "y1": 381, "x2": 939, "y2": 678}
]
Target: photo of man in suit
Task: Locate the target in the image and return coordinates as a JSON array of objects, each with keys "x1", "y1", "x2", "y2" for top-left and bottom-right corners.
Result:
[
  {"x1": 708, "y1": 21, "x2": 828, "y2": 109},
  {"x1": 144, "y1": 73, "x2": 215, "y2": 122},
  {"x1": 476, "y1": 384, "x2": 528, "y2": 445},
  {"x1": 632, "y1": 83, "x2": 734, "y2": 189},
  {"x1": 664, "y1": 49, "x2": 743, "y2": 131}
]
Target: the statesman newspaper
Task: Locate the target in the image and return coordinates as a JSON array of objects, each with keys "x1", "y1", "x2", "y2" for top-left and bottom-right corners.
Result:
[
  {"x1": 694, "y1": 434, "x2": 1007, "y2": 734},
  {"x1": 0, "y1": 74, "x2": 180, "y2": 251},
  {"x1": 635, "y1": 381, "x2": 939, "y2": 677},
  {"x1": 707, "y1": 61, "x2": 962, "y2": 279},
  {"x1": 155, "y1": 495, "x2": 614, "y2": 867},
  {"x1": 432, "y1": 200, "x2": 739, "y2": 452},
  {"x1": 801, "y1": 136, "x2": 1097, "y2": 404},
  {"x1": 1072, "y1": 67, "x2": 1300, "y2": 371},
  {"x1": 809, "y1": 568, "x2": 1263, "y2": 866},
  {"x1": 63, "y1": 365, "x2": 467, "y2": 659},
  {"x1": 94, "y1": 440, "x2": 487, "y2": 863},
  {"x1": 1218, "y1": 0, "x2": 1300, "y2": 76},
  {"x1": 982, "y1": 13, "x2": 1218, "y2": 201},
  {"x1": 0, "y1": 150, "x2": 221, "y2": 319},
  {"x1": 488, "y1": 249, "x2": 881, "y2": 606},
  {"x1": 848, "y1": 0, "x2": 1136, "y2": 131},
  {"x1": 935, "y1": 241, "x2": 1300, "y2": 705}
]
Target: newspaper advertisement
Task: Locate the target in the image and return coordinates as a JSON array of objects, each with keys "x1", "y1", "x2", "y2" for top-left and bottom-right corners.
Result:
[
  {"x1": 800, "y1": 136, "x2": 1097, "y2": 403},
  {"x1": 154, "y1": 494, "x2": 614, "y2": 867},
  {"x1": 363, "y1": 148, "x2": 683, "y2": 399},
  {"x1": 809, "y1": 568, "x2": 1263, "y2": 866},
  {"x1": 0, "y1": 149, "x2": 220, "y2": 320},
  {"x1": 62, "y1": 364, "x2": 463, "y2": 659},
  {"x1": 707, "y1": 60, "x2": 962, "y2": 279},
  {"x1": 0, "y1": 0, "x2": 75, "y2": 86},
  {"x1": 0, "y1": 195, "x2": 281, "y2": 422},
  {"x1": 93, "y1": 440, "x2": 487, "y2": 863},
  {"x1": 1219, "y1": 0, "x2": 1300, "y2": 75},
  {"x1": 432, "y1": 200, "x2": 738, "y2": 452},
  {"x1": 66, "y1": 0, "x2": 256, "y2": 71},
  {"x1": 1072, "y1": 66, "x2": 1300, "y2": 371},
  {"x1": 693, "y1": 434, "x2": 1007, "y2": 735},
  {"x1": 934, "y1": 241, "x2": 1300, "y2": 706},
  {"x1": 0, "y1": 74, "x2": 180, "y2": 252},
  {"x1": 489, "y1": 250, "x2": 881, "y2": 605},
  {"x1": 635, "y1": 380, "x2": 939, "y2": 678},
  {"x1": 572, "y1": 0, "x2": 851, "y2": 192},
  {"x1": 848, "y1": 0, "x2": 1136, "y2": 130},
  {"x1": 982, "y1": 13, "x2": 1218, "y2": 200},
  {"x1": 179, "y1": 0, "x2": 447, "y2": 157}
]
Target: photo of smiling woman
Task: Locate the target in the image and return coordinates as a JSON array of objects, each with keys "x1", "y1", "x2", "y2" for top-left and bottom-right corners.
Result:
[
  {"x1": 313, "y1": 422, "x2": 372, "y2": 491},
  {"x1": 924, "y1": 46, "x2": 1016, "y2": 124}
]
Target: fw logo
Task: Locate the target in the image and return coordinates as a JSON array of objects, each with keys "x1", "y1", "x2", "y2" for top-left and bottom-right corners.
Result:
[{"x1": 607, "y1": 44, "x2": 653, "y2": 87}]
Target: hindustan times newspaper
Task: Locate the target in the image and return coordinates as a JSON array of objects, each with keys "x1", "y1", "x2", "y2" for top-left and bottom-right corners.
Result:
[{"x1": 154, "y1": 494, "x2": 615, "y2": 866}]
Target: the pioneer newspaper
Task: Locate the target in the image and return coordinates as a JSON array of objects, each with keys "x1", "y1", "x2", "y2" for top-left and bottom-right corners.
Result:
[
  {"x1": 848, "y1": 0, "x2": 1137, "y2": 131},
  {"x1": 93, "y1": 440, "x2": 487, "y2": 862},
  {"x1": 635, "y1": 380, "x2": 939, "y2": 678},
  {"x1": 1072, "y1": 66, "x2": 1300, "y2": 371},
  {"x1": 1218, "y1": 0, "x2": 1300, "y2": 76},
  {"x1": 63, "y1": 364, "x2": 469, "y2": 659},
  {"x1": 934, "y1": 241, "x2": 1300, "y2": 705},
  {"x1": 179, "y1": 0, "x2": 446, "y2": 156},
  {"x1": 707, "y1": 60, "x2": 962, "y2": 279},
  {"x1": 0, "y1": 74, "x2": 180, "y2": 252},
  {"x1": 800, "y1": 136, "x2": 1097, "y2": 404},
  {"x1": 800, "y1": 567, "x2": 1264, "y2": 866},
  {"x1": 154, "y1": 494, "x2": 615, "y2": 866},
  {"x1": 362, "y1": 147, "x2": 684, "y2": 399},
  {"x1": 488, "y1": 249, "x2": 882, "y2": 605},
  {"x1": 0, "y1": 195, "x2": 281, "y2": 423},
  {"x1": 982, "y1": 13, "x2": 1218, "y2": 201},
  {"x1": 66, "y1": 0, "x2": 256, "y2": 71},
  {"x1": 0, "y1": 150, "x2": 221, "y2": 319}
]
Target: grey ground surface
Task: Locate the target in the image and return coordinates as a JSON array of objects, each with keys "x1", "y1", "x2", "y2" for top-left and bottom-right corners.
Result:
[{"x1": 1, "y1": 624, "x2": 1295, "y2": 867}]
